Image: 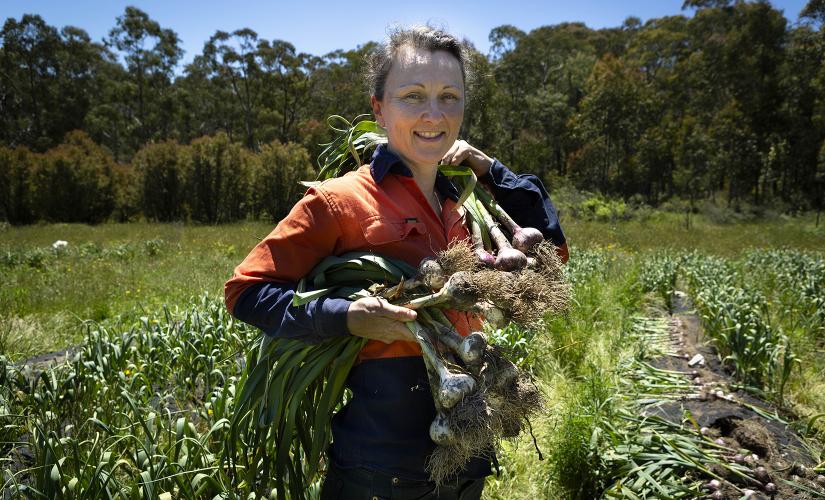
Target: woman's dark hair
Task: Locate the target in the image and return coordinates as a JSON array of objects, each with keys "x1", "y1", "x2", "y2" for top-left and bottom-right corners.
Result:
[{"x1": 366, "y1": 25, "x2": 470, "y2": 100}]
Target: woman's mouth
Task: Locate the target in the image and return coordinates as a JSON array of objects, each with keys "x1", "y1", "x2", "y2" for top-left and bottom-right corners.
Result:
[{"x1": 414, "y1": 131, "x2": 445, "y2": 142}]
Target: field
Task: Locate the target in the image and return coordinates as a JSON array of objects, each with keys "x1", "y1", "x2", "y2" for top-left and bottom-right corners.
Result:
[{"x1": 1, "y1": 216, "x2": 824, "y2": 498}]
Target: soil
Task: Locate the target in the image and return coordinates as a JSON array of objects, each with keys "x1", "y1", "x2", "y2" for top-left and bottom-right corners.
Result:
[
  {"x1": 644, "y1": 290, "x2": 824, "y2": 500},
  {"x1": 13, "y1": 345, "x2": 77, "y2": 371}
]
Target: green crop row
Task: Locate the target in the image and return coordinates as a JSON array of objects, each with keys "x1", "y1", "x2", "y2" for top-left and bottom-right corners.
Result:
[
  {"x1": 636, "y1": 249, "x2": 825, "y2": 406},
  {"x1": 1, "y1": 295, "x2": 258, "y2": 497}
]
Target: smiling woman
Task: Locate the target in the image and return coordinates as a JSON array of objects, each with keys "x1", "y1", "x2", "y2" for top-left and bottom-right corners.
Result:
[
  {"x1": 365, "y1": 26, "x2": 486, "y2": 219},
  {"x1": 370, "y1": 46, "x2": 465, "y2": 174},
  {"x1": 224, "y1": 24, "x2": 567, "y2": 500}
]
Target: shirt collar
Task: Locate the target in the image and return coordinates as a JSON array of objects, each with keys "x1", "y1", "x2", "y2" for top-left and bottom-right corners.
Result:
[{"x1": 369, "y1": 143, "x2": 460, "y2": 201}]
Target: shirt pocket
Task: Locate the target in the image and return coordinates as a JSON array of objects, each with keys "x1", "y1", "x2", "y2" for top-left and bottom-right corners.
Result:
[{"x1": 359, "y1": 215, "x2": 428, "y2": 246}]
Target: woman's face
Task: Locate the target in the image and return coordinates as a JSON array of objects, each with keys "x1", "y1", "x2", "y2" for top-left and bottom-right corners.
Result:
[{"x1": 371, "y1": 45, "x2": 465, "y2": 172}]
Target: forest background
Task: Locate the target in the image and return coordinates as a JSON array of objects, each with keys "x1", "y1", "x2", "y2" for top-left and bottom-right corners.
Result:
[{"x1": 2, "y1": 0, "x2": 825, "y2": 226}]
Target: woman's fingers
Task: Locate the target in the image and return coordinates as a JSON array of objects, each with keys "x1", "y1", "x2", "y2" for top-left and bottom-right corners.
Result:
[
  {"x1": 442, "y1": 140, "x2": 467, "y2": 165},
  {"x1": 450, "y1": 149, "x2": 471, "y2": 166},
  {"x1": 346, "y1": 297, "x2": 417, "y2": 344},
  {"x1": 442, "y1": 140, "x2": 493, "y2": 176}
]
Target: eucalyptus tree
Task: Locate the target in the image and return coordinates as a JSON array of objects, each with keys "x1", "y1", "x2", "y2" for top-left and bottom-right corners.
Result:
[
  {"x1": 309, "y1": 45, "x2": 373, "y2": 120},
  {"x1": 672, "y1": 116, "x2": 712, "y2": 226},
  {"x1": 179, "y1": 47, "x2": 241, "y2": 144},
  {"x1": 708, "y1": 100, "x2": 760, "y2": 206},
  {"x1": 801, "y1": 0, "x2": 825, "y2": 24},
  {"x1": 488, "y1": 23, "x2": 597, "y2": 178},
  {"x1": 801, "y1": 0, "x2": 825, "y2": 219},
  {"x1": 258, "y1": 39, "x2": 320, "y2": 145},
  {"x1": 623, "y1": 16, "x2": 690, "y2": 202},
  {"x1": 199, "y1": 28, "x2": 265, "y2": 149},
  {"x1": 568, "y1": 55, "x2": 653, "y2": 195},
  {"x1": 57, "y1": 28, "x2": 108, "y2": 141},
  {"x1": 461, "y1": 43, "x2": 499, "y2": 157},
  {"x1": 681, "y1": 1, "x2": 786, "y2": 204},
  {"x1": 0, "y1": 15, "x2": 66, "y2": 149},
  {"x1": 302, "y1": 44, "x2": 375, "y2": 160},
  {"x1": 105, "y1": 6, "x2": 182, "y2": 153},
  {"x1": 487, "y1": 24, "x2": 527, "y2": 165},
  {"x1": 774, "y1": 26, "x2": 823, "y2": 205}
]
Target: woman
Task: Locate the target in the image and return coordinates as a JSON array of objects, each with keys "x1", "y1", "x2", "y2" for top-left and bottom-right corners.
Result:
[{"x1": 225, "y1": 25, "x2": 567, "y2": 500}]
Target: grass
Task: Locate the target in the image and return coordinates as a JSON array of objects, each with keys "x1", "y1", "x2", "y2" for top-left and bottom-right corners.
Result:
[
  {"x1": 485, "y1": 248, "x2": 639, "y2": 498},
  {"x1": 564, "y1": 212, "x2": 825, "y2": 255},
  {"x1": 0, "y1": 221, "x2": 273, "y2": 359}
]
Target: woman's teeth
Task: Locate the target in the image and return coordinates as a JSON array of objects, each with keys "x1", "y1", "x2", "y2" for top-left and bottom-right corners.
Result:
[{"x1": 416, "y1": 131, "x2": 443, "y2": 139}]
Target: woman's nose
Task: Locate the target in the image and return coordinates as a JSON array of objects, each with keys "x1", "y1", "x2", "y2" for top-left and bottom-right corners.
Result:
[{"x1": 421, "y1": 98, "x2": 444, "y2": 122}]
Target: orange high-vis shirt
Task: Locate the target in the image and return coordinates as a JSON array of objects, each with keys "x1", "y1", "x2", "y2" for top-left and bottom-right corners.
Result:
[{"x1": 224, "y1": 163, "x2": 482, "y2": 361}]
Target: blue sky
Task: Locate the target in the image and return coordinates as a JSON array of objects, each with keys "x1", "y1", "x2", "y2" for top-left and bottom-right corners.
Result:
[{"x1": 2, "y1": 0, "x2": 810, "y2": 67}]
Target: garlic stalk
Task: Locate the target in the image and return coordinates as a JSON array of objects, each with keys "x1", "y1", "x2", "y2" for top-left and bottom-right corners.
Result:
[
  {"x1": 406, "y1": 320, "x2": 476, "y2": 409},
  {"x1": 401, "y1": 272, "x2": 479, "y2": 311}
]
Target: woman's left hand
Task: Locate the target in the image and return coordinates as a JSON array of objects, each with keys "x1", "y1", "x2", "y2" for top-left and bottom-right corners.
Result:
[{"x1": 441, "y1": 140, "x2": 494, "y2": 178}]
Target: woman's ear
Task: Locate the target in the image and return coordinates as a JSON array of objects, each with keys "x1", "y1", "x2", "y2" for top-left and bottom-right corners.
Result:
[{"x1": 370, "y1": 95, "x2": 385, "y2": 128}]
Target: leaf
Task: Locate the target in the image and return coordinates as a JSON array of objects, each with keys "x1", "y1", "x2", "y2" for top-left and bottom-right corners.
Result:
[
  {"x1": 292, "y1": 287, "x2": 334, "y2": 306},
  {"x1": 50, "y1": 464, "x2": 61, "y2": 483},
  {"x1": 306, "y1": 338, "x2": 366, "y2": 478},
  {"x1": 437, "y1": 164, "x2": 474, "y2": 176},
  {"x1": 276, "y1": 343, "x2": 346, "y2": 489},
  {"x1": 454, "y1": 168, "x2": 477, "y2": 211},
  {"x1": 87, "y1": 417, "x2": 113, "y2": 435}
]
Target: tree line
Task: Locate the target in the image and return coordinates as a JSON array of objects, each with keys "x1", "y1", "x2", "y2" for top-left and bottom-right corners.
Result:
[
  {"x1": 1, "y1": 0, "x2": 824, "y2": 224},
  {"x1": 0, "y1": 131, "x2": 312, "y2": 224}
]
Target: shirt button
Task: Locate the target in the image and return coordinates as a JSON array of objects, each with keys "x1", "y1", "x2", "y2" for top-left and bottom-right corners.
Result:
[{"x1": 392, "y1": 477, "x2": 400, "y2": 485}]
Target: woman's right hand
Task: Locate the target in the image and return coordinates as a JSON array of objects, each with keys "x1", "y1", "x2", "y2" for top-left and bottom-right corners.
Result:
[{"x1": 346, "y1": 297, "x2": 417, "y2": 344}]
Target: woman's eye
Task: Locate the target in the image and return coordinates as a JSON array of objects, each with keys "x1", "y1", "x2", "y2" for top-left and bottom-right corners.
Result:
[
  {"x1": 442, "y1": 94, "x2": 458, "y2": 102},
  {"x1": 403, "y1": 93, "x2": 422, "y2": 101}
]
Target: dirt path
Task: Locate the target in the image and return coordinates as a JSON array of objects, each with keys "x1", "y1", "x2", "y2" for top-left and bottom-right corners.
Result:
[{"x1": 645, "y1": 291, "x2": 823, "y2": 499}]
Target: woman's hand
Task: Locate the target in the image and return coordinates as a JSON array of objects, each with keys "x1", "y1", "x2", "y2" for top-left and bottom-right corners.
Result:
[
  {"x1": 441, "y1": 140, "x2": 494, "y2": 177},
  {"x1": 346, "y1": 297, "x2": 417, "y2": 344}
]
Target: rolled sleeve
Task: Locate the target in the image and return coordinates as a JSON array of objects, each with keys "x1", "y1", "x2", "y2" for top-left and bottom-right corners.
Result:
[{"x1": 314, "y1": 296, "x2": 352, "y2": 338}]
